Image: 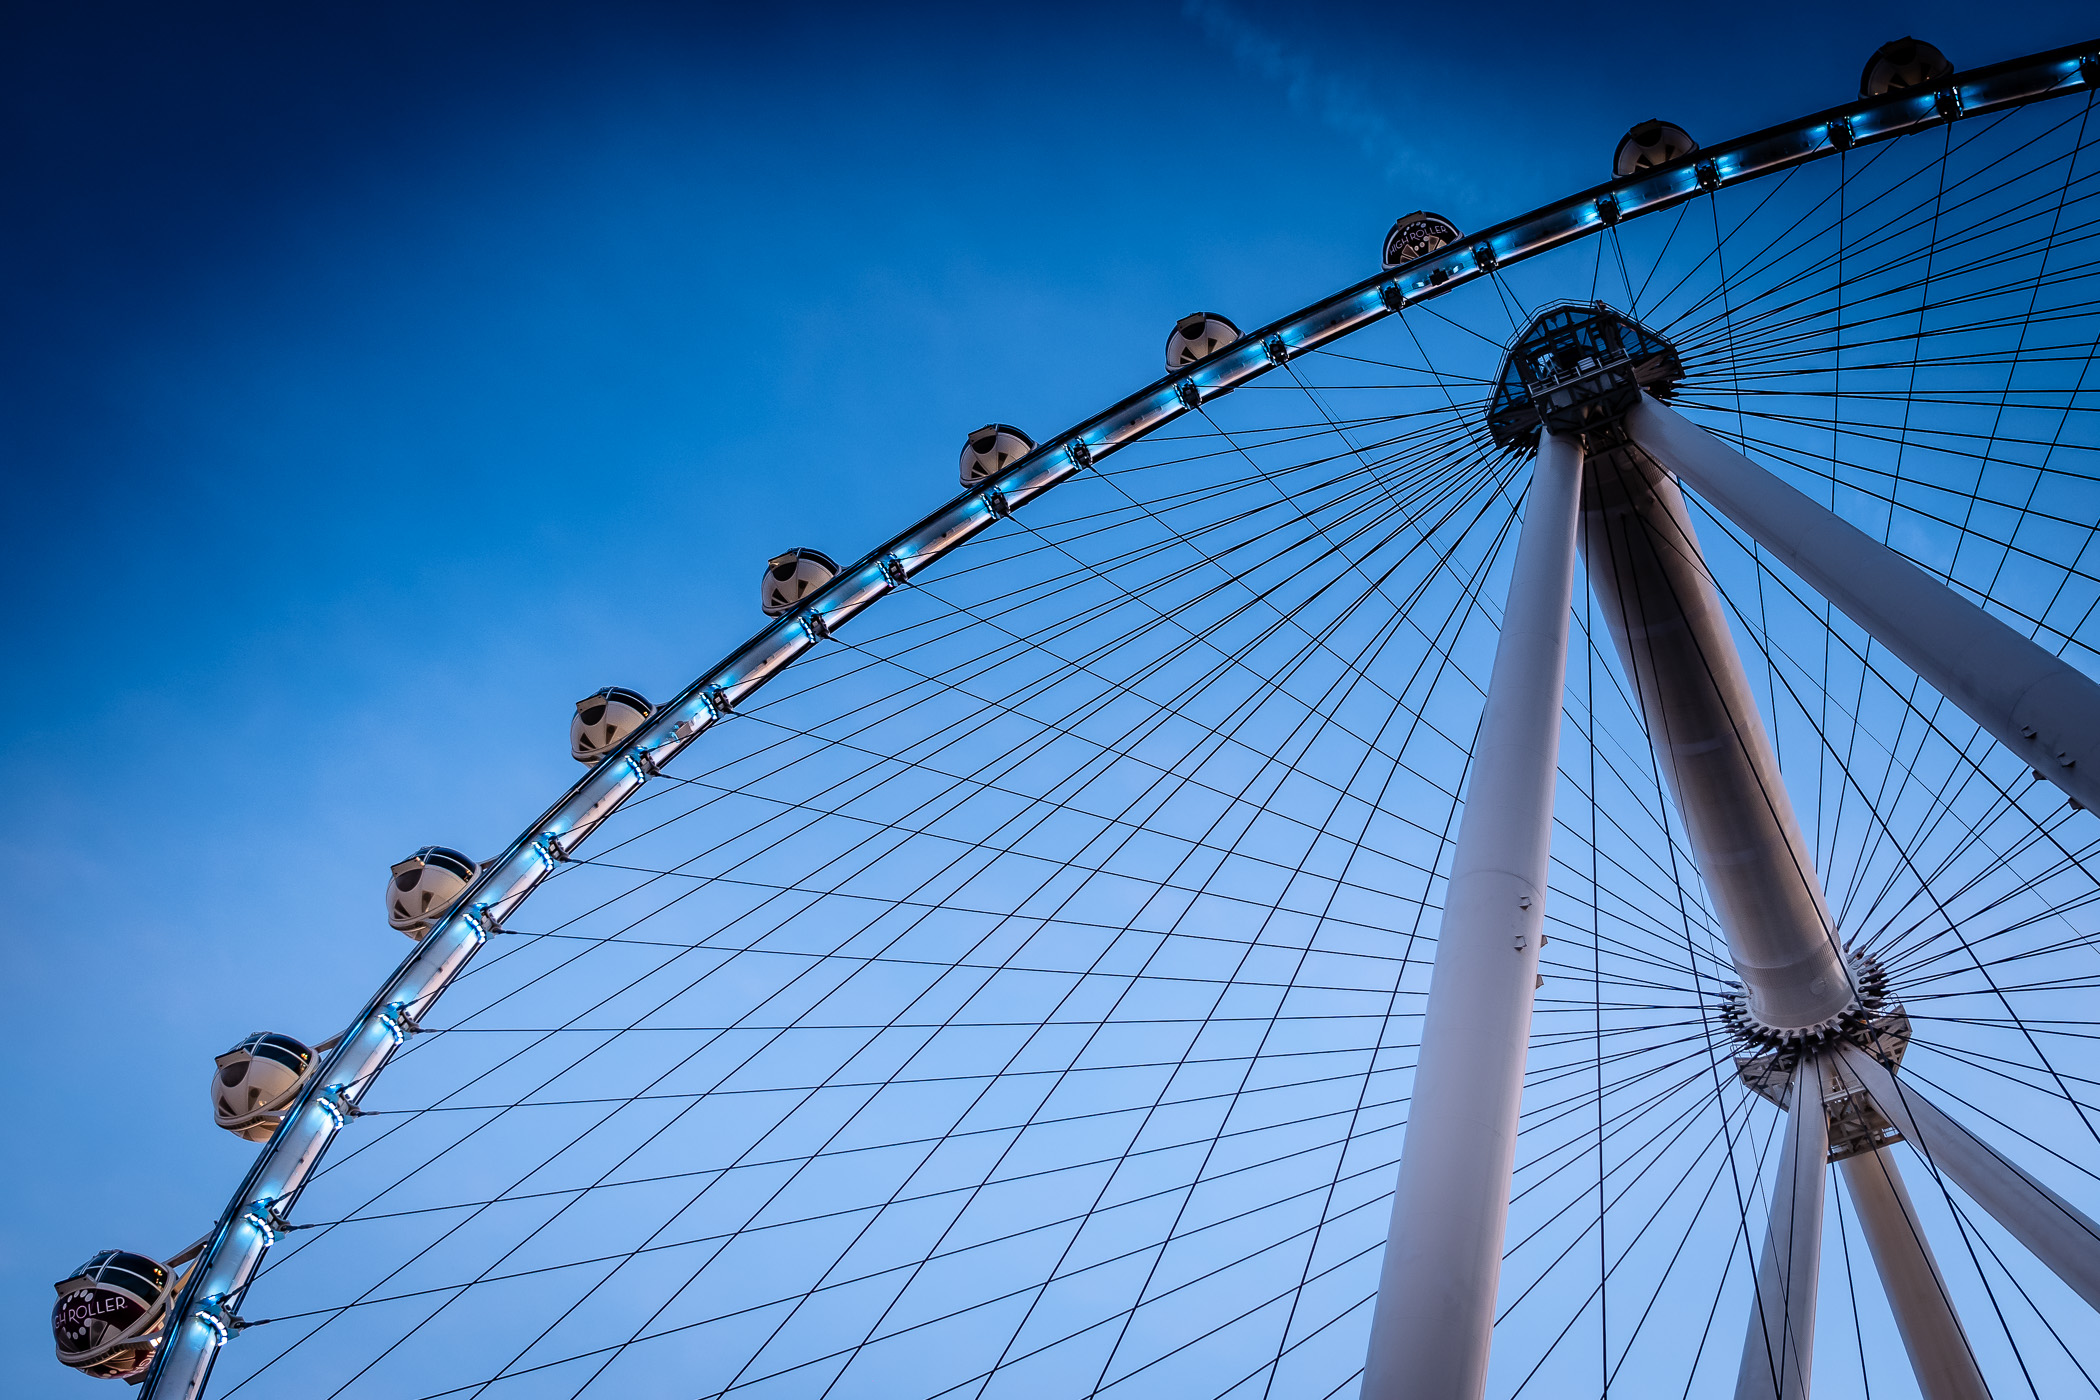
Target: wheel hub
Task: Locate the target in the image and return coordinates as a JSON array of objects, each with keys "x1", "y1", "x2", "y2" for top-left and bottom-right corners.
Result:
[
  {"x1": 1720, "y1": 946, "x2": 1893, "y2": 1055},
  {"x1": 1485, "y1": 301, "x2": 1686, "y2": 451}
]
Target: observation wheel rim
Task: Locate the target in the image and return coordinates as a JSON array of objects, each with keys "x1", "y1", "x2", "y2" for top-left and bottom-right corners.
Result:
[{"x1": 139, "y1": 36, "x2": 2100, "y2": 1400}]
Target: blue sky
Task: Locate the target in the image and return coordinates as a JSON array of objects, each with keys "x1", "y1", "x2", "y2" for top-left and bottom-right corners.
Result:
[{"x1": 4, "y1": 2, "x2": 2097, "y2": 1393}]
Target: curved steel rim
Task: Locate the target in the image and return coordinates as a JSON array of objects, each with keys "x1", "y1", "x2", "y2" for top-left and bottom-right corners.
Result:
[{"x1": 140, "y1": 37, "x2": 2100, "y2": 1400}]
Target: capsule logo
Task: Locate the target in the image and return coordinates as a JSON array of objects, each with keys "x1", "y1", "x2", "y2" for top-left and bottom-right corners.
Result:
[{"x1": 53, "y1": 1287, "x2": 142, "y2": 1352}]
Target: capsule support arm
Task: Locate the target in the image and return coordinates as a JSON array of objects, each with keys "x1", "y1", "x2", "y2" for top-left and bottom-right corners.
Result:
[{"x1": 164, "y1": 1236, "x2": 211, "y2": 1271}]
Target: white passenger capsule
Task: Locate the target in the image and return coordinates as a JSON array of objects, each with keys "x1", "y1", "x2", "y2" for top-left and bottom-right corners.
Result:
[
  {"x1": 385, "y1": 845, "x2": 477, "y2": 937},
  {"x1": 1381, "y1": 211, "x2": 1460, "y2": 267},
  {"x1": 211, "y1": 1031, "x2": 316, "y2": 1142},
  {"x1": 1861, "y1": 37, "x2": 1951, "y2": 97},
  {"x1": 761, "y1": 548, "x2": 838, "y2": 617},
  {"x1": 52, "y1": 1250, "x2": 173, "y2": 1380},
  {"x1": 959, "y1": 424, "x2": 1036, "y2": 486},
  {"x1": 1612, "y1": 119, "x2": 1698, "y2": 177},
  {"x1": 571, "y1": 687, "x2": 653, "y2": 764},
  {"x1": 1166, "y1": 312, "x2": 1240, "y2": 371}
]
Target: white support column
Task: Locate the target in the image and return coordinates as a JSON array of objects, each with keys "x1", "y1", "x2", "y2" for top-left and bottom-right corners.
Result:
[
  {"x1": 1737, "y1": 1058, "x2": 1830, "y2": 1400},
  {"x1": 1625, "y1": 393, "x2": 2100, "y2": 815},
  {"x1": 1580, "y1": 442, "x2": 1851, "y2": 1030},
  {"x1": 1837, "y1": 1046, "x2": 2100, "y2": 1310},
  {"x1": 1361, "y1": 432, "x2": 1583, "y2": 1400},
  {"x1": 1839, "y1": 1146, "x2": 1991, "y2": 1400}
]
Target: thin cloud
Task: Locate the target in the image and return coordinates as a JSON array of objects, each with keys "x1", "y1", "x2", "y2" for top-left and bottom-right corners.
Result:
[{"x1": 1181, "y1": 0, "x2": 1449, "y2": 191}]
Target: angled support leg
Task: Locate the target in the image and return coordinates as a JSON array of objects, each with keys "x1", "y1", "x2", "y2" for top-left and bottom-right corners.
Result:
[
  {"x1": 1625, "y1": 393, "x2": 2100, "y2": 815},
  {"x1": 1736, "y1": 1057, "x2": 1830, "y2": 1400},
  {"x1": 1360, "y1": 433, "x2": 1583, "y2": 1400},
  {"x1": 1839, "y1": 1144, "x2": 1991, "y2": 1400},
  {"x1": 1836, "y1": 1047, "x2": 2100, "y2": 1311},
  {"x1": 1580, "y1": 438, "x2": 1851, "y2": 1030}
]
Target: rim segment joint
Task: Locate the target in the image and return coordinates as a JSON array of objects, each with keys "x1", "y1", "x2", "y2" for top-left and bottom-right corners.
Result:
[
  {"x1": 315, "y1": 1084, "x2": 360, "y2": 1128},
  {"x1": 192, "y1": 1297, "x2": 239, "y2": 1349}
]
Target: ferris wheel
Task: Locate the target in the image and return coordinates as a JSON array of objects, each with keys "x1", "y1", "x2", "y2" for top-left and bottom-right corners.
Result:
[{"x1": 50, "y1": 33, "x2": 2100, "y2": 1400}]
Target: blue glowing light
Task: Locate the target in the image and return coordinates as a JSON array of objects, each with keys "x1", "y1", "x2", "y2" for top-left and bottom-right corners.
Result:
[
  {"x1": 376, "y1": 1003, "x2": 414, "y2": 1046},
  {"x1": 316, "y1": 1085, "x2": 352, "y2": 1129},
  {"x1": 194, "y1": 1296, "x2": 232, "y2": 1349},
  {"x1": 239, "y1": 1203, "x2": 278, "y2": 1248}
]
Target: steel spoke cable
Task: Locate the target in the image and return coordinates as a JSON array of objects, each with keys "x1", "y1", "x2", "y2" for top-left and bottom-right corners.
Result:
[
  {"x1": 1677, "y1": 475, "x2": 2100, "y2": 978},
  {"x1": 291, "y1": 596, "x2": 1444, "y2": 1393},
  {"x1": 241, "y1": 428, "x2": 1511, "y2": 1368},
  {"x1": 259, "y1": 1106, "x2": 1421, "y2": 1356},
  {"x1": 1667, "y1": 455, "x2": 2100, "y2": 949},
  {"x1": 1663, "y1": 104, "x2": 2100, "y2": 360},
  {"x1": 188, "y1": 67, "x2": 2100, "y2": 1400},
  {"x1": 806, "y1": 447, "x2": 1532, "y2": 1400},
  {"x1": 477, "y1": 471, "x2": 1510, "y2": 1398},
  {"x1": 1500, "y1": 1088, "x2": 1765, "y2": 1396},
  {"x1": 1682, "y1": 519, "x2": 2100, "y2": 1160}
]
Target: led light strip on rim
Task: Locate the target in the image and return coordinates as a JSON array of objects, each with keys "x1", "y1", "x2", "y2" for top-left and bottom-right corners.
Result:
[{"x1": 138, "y1": 37, "x2": 2100, "y2": 1400}]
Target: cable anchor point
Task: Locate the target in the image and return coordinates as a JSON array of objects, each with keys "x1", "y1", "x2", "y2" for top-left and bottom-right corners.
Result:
[
  {"x1": 195, "y1": 1294, "x2": 247, "y2": 1347},
  {"x1": 316, "y1": 1083, "x2": 363, "y2": 1127}
]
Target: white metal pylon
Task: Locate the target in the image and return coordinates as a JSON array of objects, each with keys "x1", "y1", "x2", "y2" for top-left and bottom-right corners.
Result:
[
  {"x1": 1736, "y1": 1059, "x2": 1830, "y2": 1400},
  {"x1": 1837, "y1": 1047, "x2": 2100, "y2": 1310},
  {"x1": 1578, "y1": 435, "x2": 1852, "y2": 1030},
  {"x1": 1836, "y1": 1126, "x2": 1990, "y2": 1400},
  {"x1": 1363, "y1": 306, "x2": 2100, "y2": 1399},
  {"x1": 1625, "y1": 392, "x2": 2100, "y2": 816},
  {"x1": 1360, "y1": 431, "x2": 1583, "y2": 1400}
]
